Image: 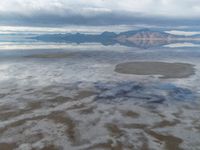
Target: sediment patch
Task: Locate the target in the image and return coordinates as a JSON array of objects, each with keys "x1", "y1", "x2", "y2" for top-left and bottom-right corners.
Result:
[{"x1": 115, "y1": 61, "x2": 195, "y2": 78}]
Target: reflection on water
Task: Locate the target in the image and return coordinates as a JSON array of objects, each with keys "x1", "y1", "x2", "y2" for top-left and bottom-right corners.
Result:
[
  {"x1": 0, "y1": 81, "x2": 199, "y2": 150},
  {"x1": 94, "y1": 81, "x2": 196, "y2": 104},
  {"x1": 164, "y1": 42, "x2": 200, "y2": 48},
  {"x1": 0, "y1": 40, "x2": 200, "y2": 150}
]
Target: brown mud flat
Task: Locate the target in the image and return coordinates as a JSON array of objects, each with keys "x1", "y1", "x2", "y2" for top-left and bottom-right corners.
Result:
[{"x1": 115, "y1": 61, "x2": 195, "y2": 79}]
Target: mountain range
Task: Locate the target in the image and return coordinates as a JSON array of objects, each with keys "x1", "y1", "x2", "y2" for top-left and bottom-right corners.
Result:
[{"x1": 33, "y1": 29, "x2": 200, "y2": 49}]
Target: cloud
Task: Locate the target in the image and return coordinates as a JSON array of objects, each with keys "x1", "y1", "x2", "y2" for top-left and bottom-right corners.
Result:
[{"x1": 0, "y1": 0, "x2": 200, "y2": 26}]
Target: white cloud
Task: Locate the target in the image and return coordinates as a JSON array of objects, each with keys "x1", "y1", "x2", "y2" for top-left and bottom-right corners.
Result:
[
  {"x1": 0, "y1": 0, "x2": 200, "y2": 26},
  {"x1": 0, "y1": 0, "x2": 200, "y2": 18},
  {"x1": 166, "y1": 30, "x2": 200, "y2": 36}
]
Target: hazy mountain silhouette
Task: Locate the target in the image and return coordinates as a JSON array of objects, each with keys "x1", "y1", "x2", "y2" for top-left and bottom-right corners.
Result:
[{"x1": 33, "y1": 29, "x2": 200, "y2": 49}]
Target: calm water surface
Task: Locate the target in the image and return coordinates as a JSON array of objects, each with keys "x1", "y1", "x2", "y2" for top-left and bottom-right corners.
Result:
[{"x1": 0, "y1": 41, "x2": 200, "y2": 150}]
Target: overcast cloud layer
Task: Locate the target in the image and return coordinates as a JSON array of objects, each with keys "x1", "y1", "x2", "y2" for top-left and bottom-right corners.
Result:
[{"x1": 0, "y1": 0, "x2": 200, "y2": 26}]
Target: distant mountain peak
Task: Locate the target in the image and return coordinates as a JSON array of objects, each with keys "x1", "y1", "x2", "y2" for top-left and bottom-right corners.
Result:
[
  {"x1": 100, "y1": 31, "x2": 117, "y2": 37},
  {"x1": 33, "y1": 28, "x2": 200, "y2": 49}
]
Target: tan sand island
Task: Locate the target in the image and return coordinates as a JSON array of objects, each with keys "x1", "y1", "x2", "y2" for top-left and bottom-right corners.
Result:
[{"x1": 115, "y1": 61, "x2": 195, "y2": 79}]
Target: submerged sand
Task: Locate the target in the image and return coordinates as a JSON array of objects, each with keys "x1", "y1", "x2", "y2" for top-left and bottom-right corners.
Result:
[
  {"x1": 0, "y1": 81, "x2": 199, "y2": 150},
  {"x1": 115, "y1": 61, "x2": 195, "y2": 79},
  {"x1": 25, "y1": 53, "x2": 72, "y2": 58}
]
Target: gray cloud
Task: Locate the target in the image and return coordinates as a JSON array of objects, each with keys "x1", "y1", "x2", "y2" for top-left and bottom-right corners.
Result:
[{"x1": 0, "y1": 0, "x2": 200, "y2": 26}]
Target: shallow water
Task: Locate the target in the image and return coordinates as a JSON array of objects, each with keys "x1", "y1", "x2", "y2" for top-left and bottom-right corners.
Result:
[{"x1": 0, "y1": 41, "x2": 200, "y2": 150}]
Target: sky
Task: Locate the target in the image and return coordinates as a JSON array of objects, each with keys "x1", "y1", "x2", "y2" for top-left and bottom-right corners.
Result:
[{"x1": 0, "y1": 0, "x2": 200, "y2": 27}]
